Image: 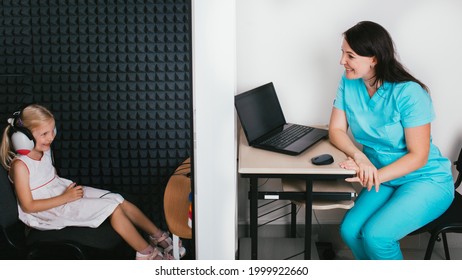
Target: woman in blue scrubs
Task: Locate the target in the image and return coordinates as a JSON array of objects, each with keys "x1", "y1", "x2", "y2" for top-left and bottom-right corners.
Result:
[{"x1": 329, "y1": 21, "x2": 454, "y2": 259}]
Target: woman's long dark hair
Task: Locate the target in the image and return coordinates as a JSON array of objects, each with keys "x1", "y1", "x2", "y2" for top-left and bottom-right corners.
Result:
[{"x1": 343, "y1": 21, "x2": 429, "y2": 92}]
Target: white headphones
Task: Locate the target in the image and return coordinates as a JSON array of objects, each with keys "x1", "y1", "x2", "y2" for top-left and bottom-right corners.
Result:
[
  {"x1": 8, "y1": 110, "x2": 35, "y2": 155},
  {"x1": 7, "y1": 107, "x2": 57, "y2": 155}
]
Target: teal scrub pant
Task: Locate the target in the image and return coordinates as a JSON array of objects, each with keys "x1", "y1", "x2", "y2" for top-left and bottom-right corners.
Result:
[{"x1": 340, "y1": 178, "x2": 454, "y2": 260}]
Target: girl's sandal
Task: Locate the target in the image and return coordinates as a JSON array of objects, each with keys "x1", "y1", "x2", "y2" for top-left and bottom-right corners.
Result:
[
  {"x1": 150, "y1": 231, "x2": 186, "y2": 258},
  {"x1": 136, "y1": 246, "x2": 175, "y2": 260}
]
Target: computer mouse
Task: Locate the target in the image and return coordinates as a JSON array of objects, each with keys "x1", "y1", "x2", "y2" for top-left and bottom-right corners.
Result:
[{"x1": 311, "y1": 154, "x2": 334, "y2": 165}]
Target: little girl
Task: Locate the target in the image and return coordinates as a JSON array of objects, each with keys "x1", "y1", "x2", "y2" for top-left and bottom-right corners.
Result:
[{"x1": 0, "y1": 104, "x2": 185, "y2": 260}]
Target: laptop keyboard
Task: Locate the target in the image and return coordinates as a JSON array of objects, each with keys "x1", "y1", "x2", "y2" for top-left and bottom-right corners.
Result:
[{"x1": 261, "y1": 125, "x2": 314, "y2": 148}]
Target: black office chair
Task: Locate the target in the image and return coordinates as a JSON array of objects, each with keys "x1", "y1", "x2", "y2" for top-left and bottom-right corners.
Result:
[
  {"x1": 0, "y1": 167, "x2": 134, "y2": 259},
  {"x1": 409, "y1": 147, "x2": 462, "y2": 260}
]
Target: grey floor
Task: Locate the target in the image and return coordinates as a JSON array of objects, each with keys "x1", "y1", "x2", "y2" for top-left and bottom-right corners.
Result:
[
  {"x1": 238, "y1": 224, "x2": 462, "y2": 260},
  {"x1": 335, "y1": 244, "x2": 462, "y2": 260}
]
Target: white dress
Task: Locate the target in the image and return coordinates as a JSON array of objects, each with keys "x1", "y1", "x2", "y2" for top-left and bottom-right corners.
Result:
[{"x1": 13, "y1": 150, "x2": 124, "y2": 230}]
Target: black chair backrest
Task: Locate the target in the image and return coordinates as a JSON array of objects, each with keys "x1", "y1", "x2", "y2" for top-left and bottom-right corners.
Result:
[
  {"x1": 0, "y1": 168, "x2": 19, "y2": 228},
  {"x1": 0, "y1": 167, "x2": 27, "y2": 258},
  {"x1": 455, "y1": 147, "x2": 462, "y2": 188}
]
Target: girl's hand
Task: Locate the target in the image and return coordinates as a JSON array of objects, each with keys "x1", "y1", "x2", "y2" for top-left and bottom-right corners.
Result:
[
  {"x1": 340, "y1": 156, "x2": 381, "y2": 192},
  {"x1": 62, "y1": 182, "x2": 84, "y2": 203}
]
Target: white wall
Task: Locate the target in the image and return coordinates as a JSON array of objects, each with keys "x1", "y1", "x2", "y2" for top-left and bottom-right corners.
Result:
[
  {"x1": 191, "y1": 0, "x2": 462, "y2": 259},
  {"x1": 192, "y1": 0, "x2": 236, "y2": 259},
  {"x1": 236, "y1": 0, "x2": 462, "y2": 225}
]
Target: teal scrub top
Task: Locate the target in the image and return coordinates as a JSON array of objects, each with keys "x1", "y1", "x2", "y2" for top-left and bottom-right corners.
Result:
[{"x1": 333, "y1": 74, "x2": 452, "y2": 186}]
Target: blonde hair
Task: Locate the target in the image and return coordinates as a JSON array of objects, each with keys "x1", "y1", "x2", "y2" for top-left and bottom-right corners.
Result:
[{"x1": 0, "y1": 104, "x2": 54, "y2": 171}]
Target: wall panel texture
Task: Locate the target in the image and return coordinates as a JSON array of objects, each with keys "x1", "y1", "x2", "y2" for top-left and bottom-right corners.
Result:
[{"x1": 0, "y1": 0, "x2": 192, "y2": 225}]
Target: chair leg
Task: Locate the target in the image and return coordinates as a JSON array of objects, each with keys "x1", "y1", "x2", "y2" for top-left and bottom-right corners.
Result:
[
  {"x1": 173, "y1": 234, "x2": 180, "y2": 260},
  {"x1": 424, "y1": 233, "x2": 439, "y2": 260},
  {"x1": 442, "y1": 232, "x2": 450, "y2": 260}
]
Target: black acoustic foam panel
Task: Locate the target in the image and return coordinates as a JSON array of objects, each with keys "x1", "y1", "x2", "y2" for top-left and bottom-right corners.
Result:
[{"x1": 0, "y1": 0, "x2": 193, "y2": 226}]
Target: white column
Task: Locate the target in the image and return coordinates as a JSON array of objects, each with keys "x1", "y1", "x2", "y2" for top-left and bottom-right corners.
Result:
[{"x1": 192, "y1": 0, "x2": 237, "y2": 259}]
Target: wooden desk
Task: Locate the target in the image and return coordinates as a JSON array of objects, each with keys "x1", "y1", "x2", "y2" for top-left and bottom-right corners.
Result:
[{"x1": 238, "y1": 130, "x2": 355, "y2": 259}]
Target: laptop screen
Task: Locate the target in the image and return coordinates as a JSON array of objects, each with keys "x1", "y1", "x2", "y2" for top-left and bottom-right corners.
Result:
[{"x1": 235, "y1": 82, "x2": 286, "y2": 143}]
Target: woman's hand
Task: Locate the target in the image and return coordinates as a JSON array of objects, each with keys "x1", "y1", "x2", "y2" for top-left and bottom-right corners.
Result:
[
  {"x1": 339, "y1": 157, "x2": 359, "y2": 172},
  {"x1": 339, "y1": 156, "x2": 381, "y2": 192},
  {"x1": 62, "y1": 182, "x2": 84, "y2": 203}
]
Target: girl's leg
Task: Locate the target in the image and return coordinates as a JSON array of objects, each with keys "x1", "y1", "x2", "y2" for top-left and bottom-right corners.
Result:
[
  {"x1": 109, "y1": 204, "x2": 150, "y2": 252},
  {"x1": 118, "y1": 200, "x2": 185, "y2": 257},
  {"x1": 361, "y1": 178, "x2": 453, "y2": 260},
  {"x1": 340, "y1": 185, "x2": 394, "y2": 259},
  {"x1": 118, "y1": 200, "x2": 161, "y2": 236}
]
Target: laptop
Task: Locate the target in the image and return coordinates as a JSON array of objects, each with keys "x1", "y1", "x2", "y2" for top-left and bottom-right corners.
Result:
[{"x1": 235, "y1": 82, "x2": 328, "y2": 155}]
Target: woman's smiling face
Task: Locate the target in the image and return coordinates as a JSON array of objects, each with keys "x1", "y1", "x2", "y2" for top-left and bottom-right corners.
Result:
[{"x1": 340, "y1": 38, "x2": 376, "y2": 81}]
